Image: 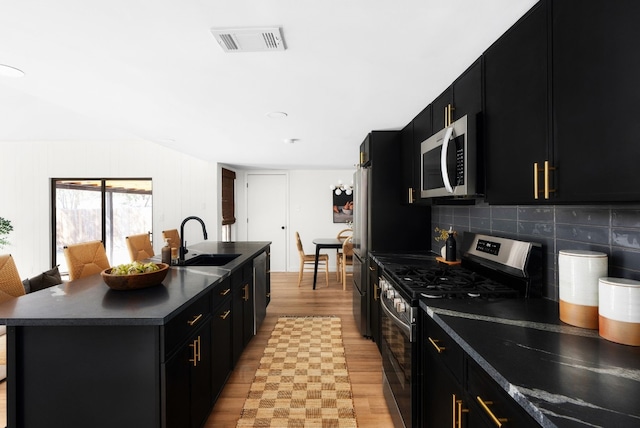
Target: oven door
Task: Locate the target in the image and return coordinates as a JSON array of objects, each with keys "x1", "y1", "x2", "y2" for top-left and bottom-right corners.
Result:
[{"x1": 380, "y1": 295, "x2": 414, "y2": 428}]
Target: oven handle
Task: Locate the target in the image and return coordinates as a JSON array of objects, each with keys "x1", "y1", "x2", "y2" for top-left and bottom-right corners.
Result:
[{"x1": 380, "y1": 297, "x2": 413, "y2": 342}]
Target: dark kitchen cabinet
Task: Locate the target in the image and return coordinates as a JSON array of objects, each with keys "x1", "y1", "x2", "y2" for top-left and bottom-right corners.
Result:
[
  {"x1": 231, "y1": 262, "x2": 254, "y2": 366},
  {"x1": 210, "y1": 278, "x2": 232, "y2": 403},
  {"x1": 407, "y1": 105, "x2": 432, "y2": 206},
  {"x1": 552, "y1": 0, "x2": 640, "y2": 202},
  {"x1": 368, "y1": 259, "x2": 382, "y2": 353},
  {"x1": 421, "y1": 313, "x2": 537, "y2": 428},
  {"x1": 466, "y1": 359, "x2": 539, "y2": 428},
  {"x1": 432, "y1": 87, "x2": 453, "y2": 132},
  {"x1": 165, "y1": 294, "x2": 213, "y2": 428},
  {"x1": 484, "y1": 1, "x2": 550, "y2": 204},
  {"x1": 400, "y1": 121, "x2": 417, "y2": 205},
  {"x1": 433, "y1": 58, "x2": 482, "y2": 132}
]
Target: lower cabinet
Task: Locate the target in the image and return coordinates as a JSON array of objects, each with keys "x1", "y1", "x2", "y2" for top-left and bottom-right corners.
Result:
[
  {"x1": 421, "y1": 312, "x2": 538, "y2": 427},
  {"x1": 211, "y1": 279, "x2": 233, "y2": 402},
  {"x1": 232, "y1": 262, "x2": 255, "y2": 366},
  {"x1": 164, "y1": 292, "x2": 213, "y2": 428},
  {"x1": 369, "y1": 260, "x2": 382, "y2": 353}
]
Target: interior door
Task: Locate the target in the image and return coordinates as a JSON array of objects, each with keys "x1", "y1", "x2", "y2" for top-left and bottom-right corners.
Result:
[{"x1": 246, "y1": 173, "x2": 286, "y2": 271}]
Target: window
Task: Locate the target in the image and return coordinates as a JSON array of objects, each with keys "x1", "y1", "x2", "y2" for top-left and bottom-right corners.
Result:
[
  {"x1": 221, "y1": 168, "x2": 236, "y2": 241},
  {"x1": 221, "y1": 168, "x2": 236, "y2": 225},
  {"x1": 51, "y1": 178, "x2": 153, "y2": 272}
]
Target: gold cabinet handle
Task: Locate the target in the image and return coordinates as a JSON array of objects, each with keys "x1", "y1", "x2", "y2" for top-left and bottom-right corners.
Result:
[
  {"x1": 374, "y1": 282, "x2": 379, "y2": 301},
  {"x1": 189, "y1": 335, "x2": 201, "y2": 367},
  {"x1": 476, "y1": 396, "x2": 508, "y2": 427},
  {"x1": 452, "y1": 394, "x2": 469, "y2": 428},
  {"x1": 220, "y1": 310, "x2": 231, "y2": 320},
  {"x1": 242, "y1": 283, "x2": 250, "y2": 301},
  {"x1": 544, "y1": 160, "x2": 556, "y2": 199},
  {"x1": 533, "y1": 162, "x2": 539, "y2": 199},
  {"x1": 428, "y1": 337, "x2": 445, "y2": 353},
  {"x1": 408, "y1": 187, "x2": 415, "y2": 204},
  {"x1": 534, "y1": 161, "x2": 556, "y2": 200},
  {"x1": 187, "y1": 313, "x2": 203, "y2": 326},
  {"x1": 220, "y1": 288, "x2": 231, "y2": 296}
]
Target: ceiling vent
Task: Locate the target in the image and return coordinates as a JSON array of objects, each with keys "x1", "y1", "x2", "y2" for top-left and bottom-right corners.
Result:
[{"x1": 211, "y1": 27, "x2": 286, "y2": 52}]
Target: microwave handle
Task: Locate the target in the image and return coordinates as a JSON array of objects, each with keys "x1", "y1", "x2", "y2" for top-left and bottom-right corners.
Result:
[{"x1": 440, "y1": 126, "x2": 454, "y2": 194}]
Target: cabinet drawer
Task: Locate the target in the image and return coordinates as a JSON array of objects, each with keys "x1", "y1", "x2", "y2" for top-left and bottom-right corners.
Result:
[
  {"x1": 467, "y1": 360, "x2": 539, "y2": 427},
  {"x1": 211, "y1": 277, "x2": 232, "y2": 309},
  {"x1": 164, "y1": 293, "x2": 211, "y2": 357},
  {"x1": 423, "y1": 315, "x2": 464, "y2": 384}
]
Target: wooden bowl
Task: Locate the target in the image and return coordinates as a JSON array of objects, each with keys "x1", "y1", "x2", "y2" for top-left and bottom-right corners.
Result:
[{"x1": 101, "y1": 263, "x2": 170, "y2": 291}]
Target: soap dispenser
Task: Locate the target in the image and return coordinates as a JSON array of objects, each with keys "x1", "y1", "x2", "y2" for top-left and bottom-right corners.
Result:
[
  {"x1": 445, "y1": 228, "x2": 456, "y2": 262},
  {"x1": 161, "y1": 239, "x2": 171, "y2": 265}
]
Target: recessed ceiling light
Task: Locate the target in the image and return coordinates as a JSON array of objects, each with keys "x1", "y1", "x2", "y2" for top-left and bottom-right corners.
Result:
[
  {"x1": 267, "y1": 111, "x2": 288, "y2": 119},
  {"x1": 0, "y1": 64, "x2": 25, "y2": 78},
  {"x1": 284, "y1": 138, "x2": 297, "y2": 144}
]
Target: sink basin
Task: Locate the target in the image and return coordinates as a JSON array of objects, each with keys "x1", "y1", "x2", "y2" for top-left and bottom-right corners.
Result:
[{"x1": 182, "y1": 253, "x2": 241, "y2": 266}]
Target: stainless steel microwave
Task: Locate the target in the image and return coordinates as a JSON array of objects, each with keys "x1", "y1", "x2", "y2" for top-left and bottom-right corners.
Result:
[{"x1": 420, "y1": 114, "x2": 477, "y2": 198}]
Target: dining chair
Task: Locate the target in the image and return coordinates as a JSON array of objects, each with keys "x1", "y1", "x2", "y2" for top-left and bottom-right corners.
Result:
[
  {"x1": 0, "y1": 254, "x2": 26, "y2": 303},
  {"x1": 341, "y1": 237, "x2": 354, "y2": 290},
  {"x1": 295, "y1": 232, "x2": 329, "y2": 288},
  {"x1": 63, "y1": 241, "x2": 111, "y2": 281},
  {"x1": 162, "y1": 229, "x2": 181, "y2": 250},
  {"x1": 126, "y1": 232, "x2": 155, "y2": 262},
  {"x1": 336, "y1": 228, "x2": 353, "y2": 281}
]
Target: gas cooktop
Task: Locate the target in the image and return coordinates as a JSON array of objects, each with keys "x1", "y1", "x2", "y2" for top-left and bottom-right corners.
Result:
[
  {"x1": 385, "y1": 263, "x2": 519, "y2": 300},
  {"x1": 377, "y1": 232, "x2": 542, "y2": 302}
]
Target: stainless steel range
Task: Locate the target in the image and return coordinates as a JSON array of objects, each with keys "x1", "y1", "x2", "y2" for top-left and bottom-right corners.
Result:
[{"x1": 377, "y1": 232, "x2": 542, "y2": 428}]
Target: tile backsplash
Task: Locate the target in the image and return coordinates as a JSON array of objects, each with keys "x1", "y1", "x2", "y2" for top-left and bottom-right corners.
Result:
[{"x1": 431, "y1": 202, "x2": 640, "y2": 301}]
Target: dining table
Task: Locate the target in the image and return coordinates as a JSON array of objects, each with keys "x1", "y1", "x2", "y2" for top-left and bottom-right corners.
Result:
[{"x1": 311, "y1": 238, "x2": 343, "y2": 289}]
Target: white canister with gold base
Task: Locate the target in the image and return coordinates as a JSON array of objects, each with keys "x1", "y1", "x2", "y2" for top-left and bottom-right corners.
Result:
[
  {"x1": 559, "y1": 250, "x2": 608, "y2": 329},
  {"x1": 599, "y1": 277, "x2": 640, "y2": 346}
]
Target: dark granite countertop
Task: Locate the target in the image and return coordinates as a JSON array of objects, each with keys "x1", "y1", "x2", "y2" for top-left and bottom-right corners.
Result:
[
  {"x1": 0, "y1": 241, "x2": 270, "y2": 327},
  {"x1": 420, "y1": 298, "x2": 640, "y2": 427}
]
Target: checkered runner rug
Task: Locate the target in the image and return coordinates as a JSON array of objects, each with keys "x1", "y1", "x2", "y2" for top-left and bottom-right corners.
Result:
[{"x1": 236, "y1": 316, "x2": 358, "y2": 427}]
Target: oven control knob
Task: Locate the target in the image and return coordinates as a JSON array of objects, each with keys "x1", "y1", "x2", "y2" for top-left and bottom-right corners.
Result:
[
  {"x1": 386, "y1": 289, "x2": 396, "y2": 299},
  {"x1": 394, "y1": 299, "x2": 406, "y2": 312}
]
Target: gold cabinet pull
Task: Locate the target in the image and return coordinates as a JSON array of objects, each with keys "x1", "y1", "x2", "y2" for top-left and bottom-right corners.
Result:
[
  {"x1": 187, "y1": 313, "x2": 203, "y2": 326},
  {"x1": 220, "y1": 288, "x2": 231, "y2": 296},
  {"x1": 476, "y1": 396, "x2": 507, "y2": 427},
  {"x1": 220, "y1": 310, "x2": 231, "y2": 320},
  {"x1": 374, "y1": 282, "x2": 379, "y2": 301},
  {"x1": 242, "y1": 283, "x2": 250, "y2": 301},
  {"x1": 189, "y1": 335, "x2": 201, "y2": 367},
  {"x1": 534, "y1": 161, "x2": 556, "y2": 200},
  {"x1": 408, "y1": 187, "x2": 415, "y2": 204},
  {"x1": 452, "y1": 394, "x2": 468, "y2": 428},
  {"x1": 544, "y1": 160, "x2": 556, "y2": 199},
  {"x1": 533, "y1": 162, "x2": 539, "y2": 199},
  {"x1": 428, "y1": 337, "x2": 445, "y2": 353}
]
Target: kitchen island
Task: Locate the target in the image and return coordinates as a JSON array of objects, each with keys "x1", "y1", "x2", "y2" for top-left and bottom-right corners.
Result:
[
  {"x1": 0, "y1": 241, "x2": 270, "y2": 428},
  {"x1": 421, "y1": 298, "x2": 640, "y2": 427}
]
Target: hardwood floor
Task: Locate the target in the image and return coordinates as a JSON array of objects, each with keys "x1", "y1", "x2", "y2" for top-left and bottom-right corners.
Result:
[
  {"x1": 0, "y1": 272, "x2": 393, "y2": 428},
  {"x1": 205, "y1": 272, "x2": 393, "y2": 427}
]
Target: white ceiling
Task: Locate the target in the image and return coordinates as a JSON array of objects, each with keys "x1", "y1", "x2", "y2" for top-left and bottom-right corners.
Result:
[{"x1": 0, "y1": 0, "x2": 538, "y2": 169}]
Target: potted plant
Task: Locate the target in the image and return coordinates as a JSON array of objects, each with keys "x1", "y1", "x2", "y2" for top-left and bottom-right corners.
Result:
[{"x1": 0, "y1": 217, "x2": 13, "y2": 249}]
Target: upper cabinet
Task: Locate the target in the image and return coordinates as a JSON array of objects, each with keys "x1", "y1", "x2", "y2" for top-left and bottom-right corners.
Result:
[
  {"x1": 483, "y1": 1, "x2": 550, "y2": 205},
  {"x1": 484, "y1": 0, "x2": 640, "y2": 204},
  {"x1": 552, "y1": 0, "x2": 640, "y2": 202},
  {"x1": 434, "y1": 58, "x2": 483, "y2": 131}
]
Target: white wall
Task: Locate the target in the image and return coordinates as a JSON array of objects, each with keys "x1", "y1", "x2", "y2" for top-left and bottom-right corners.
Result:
[
  {"x1": 0, "y1": 140, "x2": 217, "y2": 278},
  {"x1": 0, "y1": 142, "x2": 354, "y2": 279}
]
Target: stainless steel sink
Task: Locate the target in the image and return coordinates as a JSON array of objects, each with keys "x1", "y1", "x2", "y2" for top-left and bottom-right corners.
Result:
[{"x1": 182, "y1": 253, "x2": 241, "y2": 266}]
